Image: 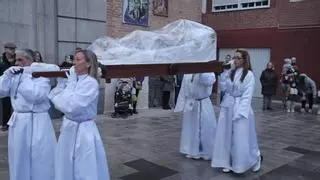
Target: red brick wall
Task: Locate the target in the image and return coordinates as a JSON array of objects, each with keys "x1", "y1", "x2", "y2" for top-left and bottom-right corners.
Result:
[
  {"x1": 204, "y1": 0, "x2": 320, "y2": 30},
  {"x1": 106, "y1": 0, "x2": 202, "y2": 38}
]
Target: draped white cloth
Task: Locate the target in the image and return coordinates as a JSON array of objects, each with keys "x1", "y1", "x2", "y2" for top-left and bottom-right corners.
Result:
[
  {"x1": 0, "y1": 64, "x2": 56, "y2": 180},
  {"x1": 49, "y1": 69, "x2": 110, "y2": 180},
  {"x1": 175, "y1": 73, "x2": 217, "y2": 159},
  {"x1": 211, "y1": 68, "x2": 260, "y2": 173}
]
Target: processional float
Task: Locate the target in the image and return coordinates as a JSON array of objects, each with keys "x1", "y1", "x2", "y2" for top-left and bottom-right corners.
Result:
[{"x1": 32, "y1": 20, "x2": 223, "y2": 81}]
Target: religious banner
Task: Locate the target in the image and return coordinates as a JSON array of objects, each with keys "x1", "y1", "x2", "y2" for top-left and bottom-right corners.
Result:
[
  {"x1": 122, "y1": 0, "x2": 149, "y2": 26},
  {"x1": 153, "y1": 0, "x2": 168, "y2": 17}
]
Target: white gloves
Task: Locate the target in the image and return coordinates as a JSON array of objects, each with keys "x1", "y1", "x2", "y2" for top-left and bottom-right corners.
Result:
[
  {"x1": 65, "y1": 66, "x2": 77, "y2": 89},
  {"x1": 4, "y1": 66, "x2": 23, "y2": 77}
]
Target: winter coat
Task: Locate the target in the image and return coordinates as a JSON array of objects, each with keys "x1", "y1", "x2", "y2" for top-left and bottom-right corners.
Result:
[{"x1": 260, "y1": 69, "x2": 278, "y2": 96}]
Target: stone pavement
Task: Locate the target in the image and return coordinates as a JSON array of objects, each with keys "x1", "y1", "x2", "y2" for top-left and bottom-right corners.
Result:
[{"x1": 0, "y1": 99, "x2": 320, "y2": 180}]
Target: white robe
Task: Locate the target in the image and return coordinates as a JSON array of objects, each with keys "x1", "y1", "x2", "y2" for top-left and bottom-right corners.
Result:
[
  {"x1": 0, "y1": 67, "x2": 56, "y2": 180},
  {"x1": 49, "y1": 73, "x2": 110, "y2": 180},
  {"x1": 175, "y1": 73, "x2": 217, "y2": 159},
  {"x1": 211, "y1": 68, "x2": 260, "y2": 173}
]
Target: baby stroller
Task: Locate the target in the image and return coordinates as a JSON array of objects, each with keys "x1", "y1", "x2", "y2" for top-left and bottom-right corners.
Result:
[{"x1": 111, "y1": 79, "x2": 133, "y2": 118}]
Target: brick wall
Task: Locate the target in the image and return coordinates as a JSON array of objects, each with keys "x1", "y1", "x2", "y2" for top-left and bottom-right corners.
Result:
[
  {"x1": 106, "y1": 0, "x2": 201, "y2": 38},
  {"x1": 204, "y1": 0, "x2": 320, "y2": 30}
]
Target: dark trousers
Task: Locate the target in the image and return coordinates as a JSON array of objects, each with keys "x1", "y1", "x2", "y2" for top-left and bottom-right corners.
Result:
[
  {"x1": 263, "y1": 95, "x2": 272, "y2": 109},
  {"x1": 174, "y1": 87, "x2": 181, "y2": 106},
  {"x1": 2, "y1": 97, "x2": 12, "y2": 127},
  {"x1": 162, "y1": 91, "x2": 171, "y2": 109},
  {"x1": 133, "y1": 89, "x2": 140, "y2": 112},
  {"x1": 301, "y1": 93, "x2": 314, "y2": 109}
]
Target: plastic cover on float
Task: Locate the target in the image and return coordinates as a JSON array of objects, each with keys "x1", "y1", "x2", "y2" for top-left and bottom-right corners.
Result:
[{"x1": 88, "y1": 19, "x2": 217, "y2": 65}]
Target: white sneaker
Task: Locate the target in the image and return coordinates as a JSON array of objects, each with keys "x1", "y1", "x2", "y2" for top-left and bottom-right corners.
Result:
[
  {"x1": 186, "y1": 154, "x2": 200, "y2": 159},
  {"x1": 308, "y1": 109, "x2": 312, "y2": 113},
  {"x1": 222, "y1": 168, "x2": 231, "y2": 173},
  {"x1": 291, "y1": 108, "x2": 295, "y2": 113},
  {"x1": 202, "y1": 156, "x2": 211, "y2": 161},
  {"x1": 252, "y1": 156, "x2": 262, "y2": 172},
  {"x1": 317, "y1": 111, "x2": 320, "y2": 115},
  {"x1": 301, "y1": 109, "x2": 305, "y2": 113},
  {"x1": 287, "y1": 109, "x2": 291, "y2": 113}
]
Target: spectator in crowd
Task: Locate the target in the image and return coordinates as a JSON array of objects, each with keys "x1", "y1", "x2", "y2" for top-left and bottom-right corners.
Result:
[
  {"x1": 280, "y1": 58, "x2": 294, "y2": 109},
  {"x1": 291, "y1": 57, "x2": 299, "y2": 71},
  {"x1": 132, "y1": 76, "x2": 144, "y2": 114},
  {"x1": 160, "y1": 75, "x2": 175, "y2": 110},
  {"x1": 0, "y1": 42, "x2": 16, "y2": 131},
  {"x1": 34, "y1": 51, "x2": 43, "y2": 62},
  {"x1": 260, "y1": 62, "x2": 278, "y2": 110},
  {"x1": 59, "y1": 55, "x2": 74, "y2": 68},
  {"x1": 296, "y1": 73, "x2": 317, "y2": 113},
  {"x1": 286, "y1": 68, "x2": 299, "y2": 112},
  {"x1": 174, "y1": 74, "x2": 184, "y2": 107}
]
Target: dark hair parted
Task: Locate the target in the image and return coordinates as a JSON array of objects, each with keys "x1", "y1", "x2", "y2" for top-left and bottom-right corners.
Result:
[{"x1": 230, "y1": 49, "x2": 252, "y2": 83}]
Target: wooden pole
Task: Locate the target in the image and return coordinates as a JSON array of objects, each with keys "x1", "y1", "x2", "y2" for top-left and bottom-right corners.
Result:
[{"x1": 32, "y1": 61, "x2": 223, "y2": 83}]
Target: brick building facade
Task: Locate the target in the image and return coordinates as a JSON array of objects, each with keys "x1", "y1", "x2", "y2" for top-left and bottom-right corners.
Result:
[{"x1": 202, "y1": 0, "x2": 320, "y2": 96}]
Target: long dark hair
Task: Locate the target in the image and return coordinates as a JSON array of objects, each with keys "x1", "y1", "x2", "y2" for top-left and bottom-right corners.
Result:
[
  {"x1": 230, "y1": 49, "x2": 252, "y2": 82},
  {"x1": 34, "y1": 51, "x2": 43, "y2": 62}
]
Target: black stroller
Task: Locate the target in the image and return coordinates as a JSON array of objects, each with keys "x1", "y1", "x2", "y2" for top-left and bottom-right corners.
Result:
[{"x1": 111, "y1": 79, "x2": 133, "y2": 118}]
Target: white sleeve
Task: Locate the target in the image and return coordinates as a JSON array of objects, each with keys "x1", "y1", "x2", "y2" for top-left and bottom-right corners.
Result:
[
  {"x1": 199, "y1": 73, "x2": 216, "y2": 86},
  {"x1": 0, "y1": 74, "x2": 13, "y2": 98},
  {"x1": 50, "y1": 79, "x2": 99, "y2": 116}
]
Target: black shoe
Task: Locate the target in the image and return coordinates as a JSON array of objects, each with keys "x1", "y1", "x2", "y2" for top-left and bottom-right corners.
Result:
[
  {"x1": 1, "y1": 126, "x2": 8, "y2": 131},
  {"x1": 133, "y1": 110, "x2": 138, "y2": 114},
  {"x1": 267, "y1": 107, "x2": 273, "y2": 110}
]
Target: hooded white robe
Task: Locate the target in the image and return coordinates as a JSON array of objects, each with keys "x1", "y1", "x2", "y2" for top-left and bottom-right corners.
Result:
[
  {"x1": 49, "y1": 72, "x2": 110, "y2": 180},
  {"x1": 175, "y1": 73, "x2": 217, "y2": 159},
  {"x1": 211, "y1": 68, "x2": 260, "y2": 173},
  {"x1": 0, "y1": 64, "x2": 57, "y2": 180}
]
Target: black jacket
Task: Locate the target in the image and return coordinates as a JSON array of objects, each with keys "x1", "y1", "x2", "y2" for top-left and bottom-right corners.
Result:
[
  {"x1": 0, "y1": 53, "x2": 15, "y2": 76},
  {"x1": 260, "y1": 69, "x2": 278, "y2": 96}
]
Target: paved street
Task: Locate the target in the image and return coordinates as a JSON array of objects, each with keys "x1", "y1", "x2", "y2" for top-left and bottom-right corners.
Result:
[{"x1": 0, "y1": 99, "x2": 320, "y2": 180}]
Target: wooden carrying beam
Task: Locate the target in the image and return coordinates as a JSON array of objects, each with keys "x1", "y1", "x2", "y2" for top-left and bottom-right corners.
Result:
[{"x1": 32, "y1": 61, "x2": 223, "y2": 81}]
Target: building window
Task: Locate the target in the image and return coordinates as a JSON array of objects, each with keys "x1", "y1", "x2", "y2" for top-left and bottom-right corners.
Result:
[{"x1": 212, "y1": 0, "x2": 270, "y2": 12}]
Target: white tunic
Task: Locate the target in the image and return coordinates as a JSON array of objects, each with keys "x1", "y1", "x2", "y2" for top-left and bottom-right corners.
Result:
[
  {"x1": 0, "y1": 68, "x2": 56, "y2": 180},
  {"x1": 211, "y1": 68, "x2": 260, "y2": 173},
  {"x1": 175, "y1": 73, "x2": 217, "y2": 159},
  {"x1": 49, "y1": 73, "x2": 110, "y2": 180}
]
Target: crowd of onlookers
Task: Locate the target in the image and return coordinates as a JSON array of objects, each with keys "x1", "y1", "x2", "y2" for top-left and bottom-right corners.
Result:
[{"x1": 259, "y1": 57, "x2": 319, "y2": 114}]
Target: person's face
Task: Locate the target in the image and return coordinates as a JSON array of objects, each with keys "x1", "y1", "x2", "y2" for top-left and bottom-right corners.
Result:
[
  {"x1": 267, "y1": 62, "x2": 273, "y2": 69},
  {"x1": 35, "y1": 53, "x2": 41, "y2": 62},
  {"x1": 291, "y1": 57, "x2": 296, "y2": 64},
  {"x1": 234, "y1": 52, "x2": 244, "y2": 68},
  {"x1": 225, "y1": 55, "x2": 231, "y2": 62},
  {"x1": 15, "y1": 52, "x2": 32, "y2": 67},
  {"x1": 74, "y1": 52, "x2": 91, "y2": 75},
  {"x1": 4, "y1": 48, "x2": 15, "y2": 57}
]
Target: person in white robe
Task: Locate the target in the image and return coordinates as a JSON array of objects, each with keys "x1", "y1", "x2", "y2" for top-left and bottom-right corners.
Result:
[
  {"x1": 0, "y1": 49, "x2": 57, "y2": 180},
  {"x1": 49, "y1": 49, "x2": 110, "y2": 180},
  {"x1": 211, "y1": 49, "x2": 262, "y2": 174},
  {"x1": 175, "y1": 72, "x2": 217, "y2": 160}
]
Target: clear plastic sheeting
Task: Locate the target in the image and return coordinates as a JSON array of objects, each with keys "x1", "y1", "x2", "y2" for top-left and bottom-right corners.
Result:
[{"x1": 88, "y1": 19, "x2": 217, "y2": 65}]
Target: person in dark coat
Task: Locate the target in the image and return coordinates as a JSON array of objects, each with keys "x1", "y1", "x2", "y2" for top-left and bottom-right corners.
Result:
[
  {"x1": 132, "y1": 76, "x2": 144, "y2": 114},
  {"x1": 174, "y1": 74, "x2": 184, "y2": 107},
  {"x1": 260, "y1": 62, "x2": 278, "y2": 110},
  {"x1": 0, "y1": 42, "x2": 16, "y2": 131},
  {"x1": 160, "y1": 75, "x2": 175, "y2": 110}
]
